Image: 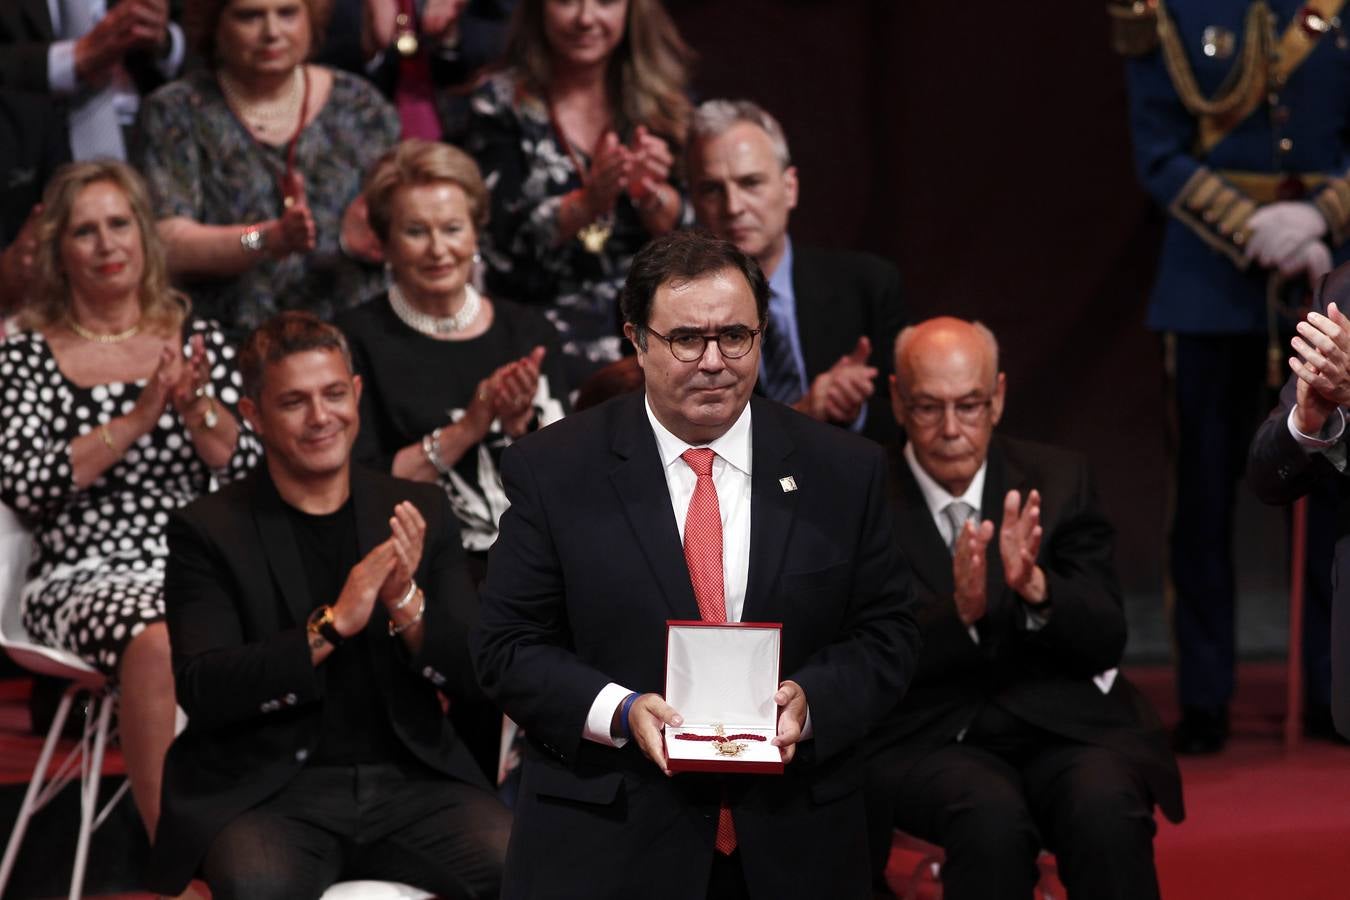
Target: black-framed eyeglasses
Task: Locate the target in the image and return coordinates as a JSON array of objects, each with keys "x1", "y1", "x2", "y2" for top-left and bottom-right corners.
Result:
[
  {"x1": 903, "y1": 396, "x2": 994, "y2": 427},
  {"x1": 644, "y1": 325, "x2": 761, "y2": 362}
]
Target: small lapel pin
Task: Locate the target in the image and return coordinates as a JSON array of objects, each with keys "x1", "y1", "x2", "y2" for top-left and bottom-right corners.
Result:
[{"x1": 779, "y1": 476, "x2": 797, "y2": 493}]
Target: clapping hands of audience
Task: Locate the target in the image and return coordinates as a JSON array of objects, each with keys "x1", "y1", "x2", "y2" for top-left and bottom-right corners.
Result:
[
  {"x1": 1290, "y1": 301, "x2": 1350, "y2": 435},
  {"x1": 797, "y1": 336, "x2": 877, "y2": 425},
  {"x1": 74, "y1": 0, "x2": 170, "y2": 84},
  {"x1": 951, "y1": 489, "x2": 1048, "y2": 625},
  {"x1": 463, "y1": 346, "x2": 548, "y2": 441}
]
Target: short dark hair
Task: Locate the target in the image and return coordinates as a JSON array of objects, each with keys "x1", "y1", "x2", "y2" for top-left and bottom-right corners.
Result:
[
  {"x1": 620, "y1": 230, "x2": 768, "y2": 348},
  {"x1": 239, "y1": 311, "x2": 352, "y2": 399},
  {"x1": 186, "y1": 0, "x2": 332, "y2": 68}
]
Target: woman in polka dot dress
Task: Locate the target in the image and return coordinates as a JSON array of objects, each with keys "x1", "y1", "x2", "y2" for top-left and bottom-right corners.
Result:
[{"x1": 0, "y1": 161, "x2": 261, "y2": 842}]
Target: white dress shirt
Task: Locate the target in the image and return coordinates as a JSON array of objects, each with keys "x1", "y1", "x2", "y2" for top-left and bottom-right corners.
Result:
[
  {"x1": 1287, "y1": 406, "x2": 1348, "y2": 471},
  {"x1": 582, "y1": 398, "x2": 754, "y2": 748}
]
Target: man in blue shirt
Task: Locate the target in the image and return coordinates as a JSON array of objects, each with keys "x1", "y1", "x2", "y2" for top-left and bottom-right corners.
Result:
[{"x1": 685, "y1": 98, "x2": 906, "y2": 444}]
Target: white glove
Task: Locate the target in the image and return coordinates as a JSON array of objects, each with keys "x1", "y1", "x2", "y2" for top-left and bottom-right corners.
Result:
[
  {"x1": 1279, "y1": 239, "x2": 1334, "y2": 284},
  {"x1": 1245, "y1": 202, "x2": 1328, "y2": 270}
]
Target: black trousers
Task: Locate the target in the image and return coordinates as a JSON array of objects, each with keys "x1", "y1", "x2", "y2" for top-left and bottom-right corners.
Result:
[
  {"x1": 1170, "y1": 333, "x2": 1334, "y2": 709},
  {"x1": 202, "y1": 762, "x2": 512, "y2": 900},
  {"x1": 869, "y1": 707, "x2": 1160, "y2": 900}
]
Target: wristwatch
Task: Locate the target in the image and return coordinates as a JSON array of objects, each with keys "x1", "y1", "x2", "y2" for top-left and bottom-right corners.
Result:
[
  {"x1": 307, "y1": 605, "x2": 345, "y2": 648},
  {"x1": 240, "y1": 226, "x2": 267, "y2": 253}
]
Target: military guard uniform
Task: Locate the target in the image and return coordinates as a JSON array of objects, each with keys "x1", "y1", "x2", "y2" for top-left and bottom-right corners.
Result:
[{"x1": 1118, "y1": 0, "x2": 1350, "y2": 751}]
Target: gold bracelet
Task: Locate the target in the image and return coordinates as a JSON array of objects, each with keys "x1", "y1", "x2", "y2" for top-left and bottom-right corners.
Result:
[{"x1": 98, "y1": 423, "x2": 116, "y2": 451}]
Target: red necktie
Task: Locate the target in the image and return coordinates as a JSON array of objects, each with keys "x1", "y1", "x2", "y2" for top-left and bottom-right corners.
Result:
[{"x1": 680, "y1": 448, "x2": 737, "y2": 855}]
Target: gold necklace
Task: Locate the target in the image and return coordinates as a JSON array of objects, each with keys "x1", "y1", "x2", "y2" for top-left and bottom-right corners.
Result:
[{"x1": 66, "y1": 315, "x2": 141, "y2": 344}]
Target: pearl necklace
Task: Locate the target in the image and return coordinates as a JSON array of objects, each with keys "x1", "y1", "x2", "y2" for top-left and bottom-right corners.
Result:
[
  {"x1": 66, "y1": 315, "x2": 141, "y2": 344},
  {"x1": 218, "y1": 66, "x2": 304, "y2": 136},
  {"x1": 388, "y1": 282, "x2": 483, "y2": 336}
]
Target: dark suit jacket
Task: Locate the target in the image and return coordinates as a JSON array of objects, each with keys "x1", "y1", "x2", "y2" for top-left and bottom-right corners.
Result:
[
  {"x1": 147, "y1": 465, "x2": 487, "y2": 893},
  {"x1": 472, "y1": 393, "x2": 921, "y2": 899},
  {"x1": 1249, "y1": 262, "x2": 1350, "y2": 739},
  {"x1": 790, "y1": 244, "x2": 905, "y2": 445},
  {"x1": 0, "y1": 0, "x2": 181, "y2": 97},
  {"x1": 870, "y1": 437, "x2": 1183, "y2": 823},
  {"x1": 0, "y1": 88, "x2": 67, "y2": 246}
]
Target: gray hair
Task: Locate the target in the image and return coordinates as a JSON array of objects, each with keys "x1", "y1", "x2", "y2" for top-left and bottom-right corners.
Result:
[{"x1": 688, "y1": 99, "x2": 792, "y2": 170}]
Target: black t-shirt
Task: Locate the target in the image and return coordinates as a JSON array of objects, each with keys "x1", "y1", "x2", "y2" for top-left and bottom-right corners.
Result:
[{"x1": 284, "y1": 497, "x2": 413, "y2": 766}]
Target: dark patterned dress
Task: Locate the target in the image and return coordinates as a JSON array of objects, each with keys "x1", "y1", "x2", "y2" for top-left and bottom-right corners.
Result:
[
  {"x1": 136, "y1": 69, "x2": 401, "y2": 334},
  {"x1": 459, "y1": 71, "x2": 689, "y2": 390},
  {"x1": 0, "y1": 320, "x2": 261, "y2": 675}
]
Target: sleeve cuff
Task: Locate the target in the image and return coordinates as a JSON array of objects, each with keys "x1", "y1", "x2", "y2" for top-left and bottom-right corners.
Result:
[
  {"x1": 1287, "y1": 406, "x2": 1346, "y2": 449},
  {"x1": 1024, "y1": 605, "x2": 1050, "y2": 631},
  {"x1": 156, "y1": 23, "x2": 186, "y2": 78},
  {"x1": 583, "y1": 681, "x2": 634, "y2": 748},
  {"x1": 48, "y1": 40, "x2": 79, "y2": 95},
  {"x1": 1168, "y1": 167, "x2": 1258, "y2": 268}
]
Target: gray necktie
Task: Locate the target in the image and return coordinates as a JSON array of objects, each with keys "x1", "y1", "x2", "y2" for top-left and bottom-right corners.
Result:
[{"x1": 943, "y1": 500, "x2": 975, "y2": 555}]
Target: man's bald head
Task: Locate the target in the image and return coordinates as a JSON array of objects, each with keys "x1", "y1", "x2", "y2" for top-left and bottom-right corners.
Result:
[{"x1": 890, "y1": 317, "x2": 1006, "y2": 496}]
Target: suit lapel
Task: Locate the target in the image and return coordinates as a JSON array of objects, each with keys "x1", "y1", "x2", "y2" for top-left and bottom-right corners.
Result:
[
  {"x1": 742, "y1": 399, "x2": 798, "y2": 623},
  {"x1": 608, "y1": 395, "x2": 701, "y2": 620},
  {"x1": 252, "y1": 468, "x2": 314, "y2": 626},
  {"x1": 789, "y1": 248, "x2": 833, "y2": 381},
  {"x1": 888, "y1": 445, "x2": 956, "y2": 597}
]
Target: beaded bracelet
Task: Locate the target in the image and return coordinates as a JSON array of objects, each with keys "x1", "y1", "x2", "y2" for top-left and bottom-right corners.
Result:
[{"x1": 421, "y1": 427, "x2": 452, "y2": 477}]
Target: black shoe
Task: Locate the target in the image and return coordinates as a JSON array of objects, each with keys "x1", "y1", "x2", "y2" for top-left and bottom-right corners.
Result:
[
  {"x1": 1305, "y1": 705, "x2": 1350, "y2": 744},
  {"x1": 1173, "y1": 705, "x2": 1228, "y2": 754}
]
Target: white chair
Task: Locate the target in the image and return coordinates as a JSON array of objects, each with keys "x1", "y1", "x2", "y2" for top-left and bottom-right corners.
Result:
[
  {"x1": 0, "y1": 503, "x2": 129, "y2": 900},
  {"x1": 320, "y1": 881, "x2": 435, "y2": 899}
]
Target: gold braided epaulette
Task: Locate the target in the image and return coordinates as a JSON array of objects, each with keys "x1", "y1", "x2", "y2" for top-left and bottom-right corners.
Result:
[
  {"x1": 1108, "y1": 0, "x2": 1160, "y2": 56},
  {"x1": 1314, "y1": 173, "x2": 1350, "y2": 247},
  {"x1": 1168, "y1": 167, "x2": 1258, "y2": 268}
]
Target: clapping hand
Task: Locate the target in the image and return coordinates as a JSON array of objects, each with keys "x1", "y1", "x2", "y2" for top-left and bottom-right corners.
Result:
[
  {"x1": 490, "y1": 346, "x2": 547, "y2": 438},
  {"x1": 75, "y1": 0, "x2": 170, "y2": 83},
  {"x1": 1290, "y1": 301, "x2": 1350, "y2": 434},
  {"x1": 625, "y1": 126, "x2": 673, "y2": 202},
  {"x1": 798, "y1": 336, "x2": 877, "y2": 424},
  {"x1": 999, "y1": 489, "x2": 1046, "y2": 604},
  {"x1": 583, "y1": 132, "x2": 629, "y2": 218},
  {"x1": 952, "y1": 517, "x2": 994, "y2": 626},
  {"x1": 378, "y1": 501, "x2": 426, "y2": 609}
]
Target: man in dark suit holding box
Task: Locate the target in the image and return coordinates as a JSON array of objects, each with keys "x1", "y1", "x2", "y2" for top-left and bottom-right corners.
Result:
[{"x1": 473, "y1": 230, "x2": 920, "y2": 899}]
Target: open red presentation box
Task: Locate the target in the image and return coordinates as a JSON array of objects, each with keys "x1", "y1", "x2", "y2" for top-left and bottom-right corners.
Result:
[{"x1": 662, "y1": 620, "x2": 784, "y2": 775}]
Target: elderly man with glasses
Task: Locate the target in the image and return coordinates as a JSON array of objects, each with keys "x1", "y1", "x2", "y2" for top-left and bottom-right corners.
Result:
[{"x1": 863, "y1": 316, "x2": 1183, "y2": 900}]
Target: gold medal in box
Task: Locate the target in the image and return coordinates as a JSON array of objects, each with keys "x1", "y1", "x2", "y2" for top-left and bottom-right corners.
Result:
[{"x1": 662, "y1": 621, "x2": 784, "y2": 774}]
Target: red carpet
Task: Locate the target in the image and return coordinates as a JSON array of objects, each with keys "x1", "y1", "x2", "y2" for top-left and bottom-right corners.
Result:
[{"x1": 881, "y1": 662, "x2": 1350, "y2": 899}]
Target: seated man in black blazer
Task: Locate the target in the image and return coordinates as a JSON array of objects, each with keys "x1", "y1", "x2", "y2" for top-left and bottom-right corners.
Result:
[
  {"x1": 685, "y1": 98, "x2": 905, "y2": 444},
  {"x1": 865, "y1": 317, "x2": 1183, "y2": 900},
  {"x1": 149, "y1": 312, "x2": 509, "y2": 899}
]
